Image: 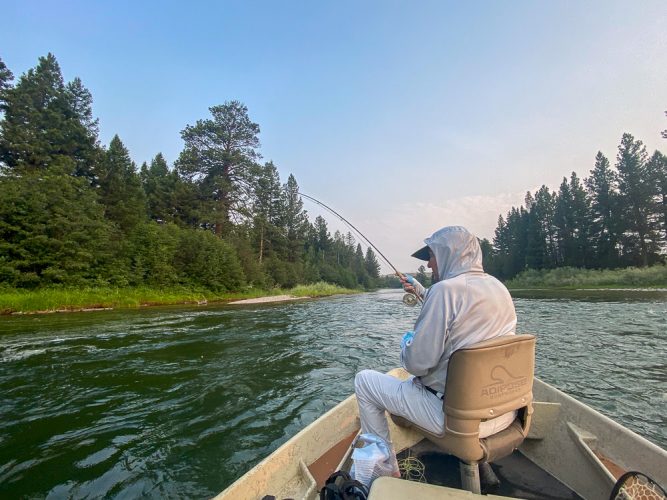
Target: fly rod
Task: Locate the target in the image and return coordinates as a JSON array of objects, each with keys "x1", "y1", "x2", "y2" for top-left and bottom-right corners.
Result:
[{"x1": 298, "y1": 192, "x2": 423, "y2": 305}]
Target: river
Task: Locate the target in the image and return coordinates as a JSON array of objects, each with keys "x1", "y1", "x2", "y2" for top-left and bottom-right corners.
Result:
[{"x1": 1, "y1": 289, "x2": 665, "y2": 498}]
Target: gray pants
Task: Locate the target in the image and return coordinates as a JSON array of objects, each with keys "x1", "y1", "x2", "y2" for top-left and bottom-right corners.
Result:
[
  {"x1": 354, "y1": 369, "x2": 517, "y2": 445},
  {"x1": 354, "y1": 369, "x2": 444, "y2": 445}
]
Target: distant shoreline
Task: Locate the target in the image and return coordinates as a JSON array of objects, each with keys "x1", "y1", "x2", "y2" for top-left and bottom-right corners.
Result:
[
  {"x1": 503, "y1": 265, "x2": 667, "y2": 290},
  {"x1": 6, "y1": 294, "x2": 311, "y2": 315},
  {"x1": 0, "y1": 283, "x2": 360, "y2": 316},
  {"x1": 508, "y1": 286, "x2": 667, "y2": 292},
  {"x1": 3, "y1": 284, "x2": 665, "y2": 316}
]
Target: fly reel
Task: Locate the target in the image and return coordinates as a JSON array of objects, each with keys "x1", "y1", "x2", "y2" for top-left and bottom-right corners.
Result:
[{"x1": 402, "y1": 293, "x2": 419, "y2": 306}]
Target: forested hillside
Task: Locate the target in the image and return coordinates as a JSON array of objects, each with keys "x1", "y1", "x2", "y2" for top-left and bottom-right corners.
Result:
[{"x1": 0, "y1": 54, "x2": 381, "y2": 291}]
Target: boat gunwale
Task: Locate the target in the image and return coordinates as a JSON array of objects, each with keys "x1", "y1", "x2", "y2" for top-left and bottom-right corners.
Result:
[{"x1": 216, "y1": 374, "x2": 667, "y2": 500}]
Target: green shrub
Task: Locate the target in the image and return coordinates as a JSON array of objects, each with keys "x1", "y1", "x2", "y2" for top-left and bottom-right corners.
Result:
[
  {"x1": 289, "y1": 281, "x2": 359, "y2": 297},
  {"x1": 506, "y1": 264, "x2": 667, "y2": 288},
  {"x1": 173, "y1": 229, "x2": 245, "y2": 291}
]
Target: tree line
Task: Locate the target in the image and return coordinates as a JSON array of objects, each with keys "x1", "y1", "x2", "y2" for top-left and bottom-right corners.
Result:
[
  {"x1": 484, "y1": 132, "x2": 667, "y2": 280},
  {"x1": 0, "y1": 54, "x2": 381, "y2": 291}
]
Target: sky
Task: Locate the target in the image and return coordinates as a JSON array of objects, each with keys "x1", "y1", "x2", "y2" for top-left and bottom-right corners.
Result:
[{"x1": 2, "y1": 0, "x2": 666, "y2": 272}]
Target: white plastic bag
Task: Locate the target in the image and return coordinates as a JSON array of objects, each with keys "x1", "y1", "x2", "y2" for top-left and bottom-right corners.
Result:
[{"x1": 350, "y1": 433, "x2": 396, "y2": 488}]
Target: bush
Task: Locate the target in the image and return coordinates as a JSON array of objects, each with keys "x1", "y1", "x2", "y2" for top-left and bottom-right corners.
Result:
[
  {"x1": 290, "y1": 281, "x2": 357, "y2": 297},
  {"x1": 128, "y1": 222, "x2": 180, "y2": 287},
  {"x1": 173, "y1": 229, "x2": 245, "y2": 291},
  {"x1": 506, "y1": 264, "x2": 667, "y2": 288}
]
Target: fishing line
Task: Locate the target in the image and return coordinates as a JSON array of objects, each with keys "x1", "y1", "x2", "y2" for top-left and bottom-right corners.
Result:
[
  {"x1": 398, "y1": 453, "x2": 426, "y2": 483},
  {"x1": 298, "y1": 192, "x2": 423, "y2": 305},
  {"x1": 298, "y1": 192, "x2": 401, "y2": 275}
]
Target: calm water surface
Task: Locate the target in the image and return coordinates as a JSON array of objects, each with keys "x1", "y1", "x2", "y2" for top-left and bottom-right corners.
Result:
[{"x1": 1, "y1": 289, "x2": 665, "y2": 498}]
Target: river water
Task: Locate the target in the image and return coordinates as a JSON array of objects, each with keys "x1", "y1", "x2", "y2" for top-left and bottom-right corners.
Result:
[{"x1": 1, "y1": 289, "x2": 665, "y2": 498}]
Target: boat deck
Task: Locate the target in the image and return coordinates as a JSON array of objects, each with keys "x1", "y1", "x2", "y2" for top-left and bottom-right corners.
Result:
[
  {"x1": 310, "y1": 432, "x2": 583, "y2": 499},
  {"x1": 216, "y1": 374, "x2": 667, "y2": 500},
  {"x1": 388, "y1": 439, "x2": 582, "y2": 500}
]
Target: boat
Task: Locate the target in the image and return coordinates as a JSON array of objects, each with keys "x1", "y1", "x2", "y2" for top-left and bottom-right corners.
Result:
[{"x1": 215, "y1": 335, "x2": 667, "y2": 500}]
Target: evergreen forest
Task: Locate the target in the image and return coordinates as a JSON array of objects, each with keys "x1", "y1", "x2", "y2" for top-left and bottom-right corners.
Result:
[
  {"x1": 0, "y1": 54, "x2": 381, "y2": 292},
  {"x1": 1, "y1": 54, "x2": 665, "y2": 297},
  {"x1": 483, "y1": 128, "x2": 667, "y2": 280}
]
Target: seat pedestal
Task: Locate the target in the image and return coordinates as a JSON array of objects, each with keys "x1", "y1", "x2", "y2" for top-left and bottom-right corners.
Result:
[{"x1": 460, "y1": 461, "x2": 481, "y2": 494}]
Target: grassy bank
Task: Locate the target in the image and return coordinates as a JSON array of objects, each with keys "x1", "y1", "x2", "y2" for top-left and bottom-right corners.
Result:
[
  {"x1": 506, "y1": 264, "x2": 667, "y2": 289},
  {"x1": 0, "y1": 282, "x2": 361, "y2": 315}
]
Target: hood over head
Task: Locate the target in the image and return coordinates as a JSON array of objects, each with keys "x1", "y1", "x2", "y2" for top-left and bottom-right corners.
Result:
[{"x1": 414, "y1": 226, "x2": 484, "y2": 281}]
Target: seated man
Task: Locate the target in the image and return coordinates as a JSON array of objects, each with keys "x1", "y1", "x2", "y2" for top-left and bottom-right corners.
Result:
[{"x1": 354, "y1": 226, "x2": 517, "y2": 469}]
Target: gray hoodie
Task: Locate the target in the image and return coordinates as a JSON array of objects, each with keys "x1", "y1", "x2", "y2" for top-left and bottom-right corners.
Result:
[{"x1": 401, "y1": 226, "x2": 517, "y2": 392}]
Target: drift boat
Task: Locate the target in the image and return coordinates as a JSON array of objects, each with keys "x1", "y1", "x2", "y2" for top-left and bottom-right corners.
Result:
[{"x1": 216, "y1": 335, "x2": 667, "y2": 500}]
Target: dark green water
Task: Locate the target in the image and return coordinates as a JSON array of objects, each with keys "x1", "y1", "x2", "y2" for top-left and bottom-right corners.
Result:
[{"x1": 1, "y1": 289, "x2": 665, "y2": 498}]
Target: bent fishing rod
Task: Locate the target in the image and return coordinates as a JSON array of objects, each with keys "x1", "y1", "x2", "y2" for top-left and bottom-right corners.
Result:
[{"x1": 298, "y1": 192, "x2": 423, "y2": 305}]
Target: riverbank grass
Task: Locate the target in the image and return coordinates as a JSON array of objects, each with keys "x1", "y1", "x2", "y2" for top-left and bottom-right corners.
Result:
[
  {"x1": 0, "y1": 282, "x2": 360, "y2": 315},
  {"x1": 506, "y1": 264, "x2": 667, "y2": 289},
  {"x1": 289, "y1": 282, "x2": 359, "y2": 297}
]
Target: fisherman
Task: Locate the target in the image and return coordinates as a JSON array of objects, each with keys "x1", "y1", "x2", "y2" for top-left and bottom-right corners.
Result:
[{"x1": 354, "y1": 226, "x2": 517, "y2": 474}]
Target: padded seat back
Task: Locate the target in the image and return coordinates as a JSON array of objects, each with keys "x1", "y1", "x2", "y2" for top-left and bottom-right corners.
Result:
[{"x1": 391, "y1": 334, "x2": 535, "y2": 463}]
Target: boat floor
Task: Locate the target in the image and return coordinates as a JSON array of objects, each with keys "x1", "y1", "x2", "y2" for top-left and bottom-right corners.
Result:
[{"x1": 393, "y1": 440, "x2": 583, "y2": 500}]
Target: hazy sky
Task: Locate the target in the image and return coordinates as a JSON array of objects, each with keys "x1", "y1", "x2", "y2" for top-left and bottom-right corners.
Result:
[{"x1": 3, "y1": 1, "x2": 666, "y2": 272}]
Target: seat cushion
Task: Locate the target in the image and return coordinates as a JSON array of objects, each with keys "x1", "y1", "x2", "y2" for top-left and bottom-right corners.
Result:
[{"x1": 480, "y1": 410, "x2": 517, "y2": 438}]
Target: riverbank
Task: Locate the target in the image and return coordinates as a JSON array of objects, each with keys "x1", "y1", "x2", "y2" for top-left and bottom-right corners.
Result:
[
  {"x1": 0, "y1": 282, "x2": 361, "y2": 315},
  {"x1": 505, "y1": 264, "x2": 667, "y2": 289}
]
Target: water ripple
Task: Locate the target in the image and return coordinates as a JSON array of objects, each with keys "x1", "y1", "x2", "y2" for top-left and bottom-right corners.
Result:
[{"x1": 0, "y1": 290, "x2": 665, "y2": 498}]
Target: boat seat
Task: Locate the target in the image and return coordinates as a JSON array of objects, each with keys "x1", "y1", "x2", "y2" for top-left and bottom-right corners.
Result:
[{"x1": 390, "y1": 334, "x2": 536, "y2": 493}]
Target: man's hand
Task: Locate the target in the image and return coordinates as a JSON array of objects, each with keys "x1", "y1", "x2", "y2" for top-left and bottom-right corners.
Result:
[{"x1": 400, "y1": 274, "x2": 417, "y2": 294}]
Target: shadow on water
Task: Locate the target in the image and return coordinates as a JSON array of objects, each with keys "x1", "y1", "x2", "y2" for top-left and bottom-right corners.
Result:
[{"x1": 0, "y1": 288, "x2": 665, "y2": 498}]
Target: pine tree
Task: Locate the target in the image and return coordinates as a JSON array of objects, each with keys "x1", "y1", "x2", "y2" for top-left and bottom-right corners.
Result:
[
  {"x1": 176, "y1": 100, "x2": 261, "y2": 236},
  {"x1": 553, "y1": 173, "x2": 590, "y2": 267},
  {"x1": 364, "y1": 247, "x2": 380, "y2": 279},
  {"x1": 0, "y1": 54, "x2": 99, "y2": 178},
  {"x1": 252, "y1": 161, "x2": 283, "y2": 263},
  {"x1": 0, "y1": 53, "x2": 65, "y2": 170},
  {"x1": 478, "y1": 237, "x2": 495, "y2": 273},
  {"x1": 554, "y1": 177, "x2": 573, "y2": 266},
  {"x1": 0, "y1": 56, "x2": 14, "y2": 119},
  {"x1": 98, "y1": 135, "x2": 146, "y2": 231},
  {"x1": 281, "y1": 174, "x2": 308, "y2": 263},
  {"x1": 308, "y1": 215, "x2": 333, "y2": 279},
  {"x1": 615, "y1": 133, "x2": 660, "y2": 266},
  {"x1": 313, "y1": 216, "x2": 331, "y2": 253},
  {"x1": 492, "y1": 207, "x2": 529, "y2": 279},
  {"x1": 647, "y1": 150, "x2": 667, "y2": 251},
  {"x1": 492, "y1": 215, "x2": 510, "y2": 279},
  {"x1": 331, "y1": 230, "x2": 347, "y2": 267},
  {"x1": 524, "y1": 187, "x2": 556, "y2": 270},
  {"x1": 65, "y1": 77, "x2": 99, "y2": 139},
  {"x1": 585, "y1": 152, "x2": 620, "y2": 267},
  {"x1": 354, "y1": 243, "x2": 368, "y2": 285},
  {"x1": 507, "y1": 207, "x2": 529, "y2": 277},
  {"x1": 569, "y1": 173, "x2": 591, "y2": 267},
  {"x1": 171, "y1": 174, "x2": 203, "y2": 228},
  {"x1": 141, "y1": 153, "x2": 178, "y2": 223}
]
